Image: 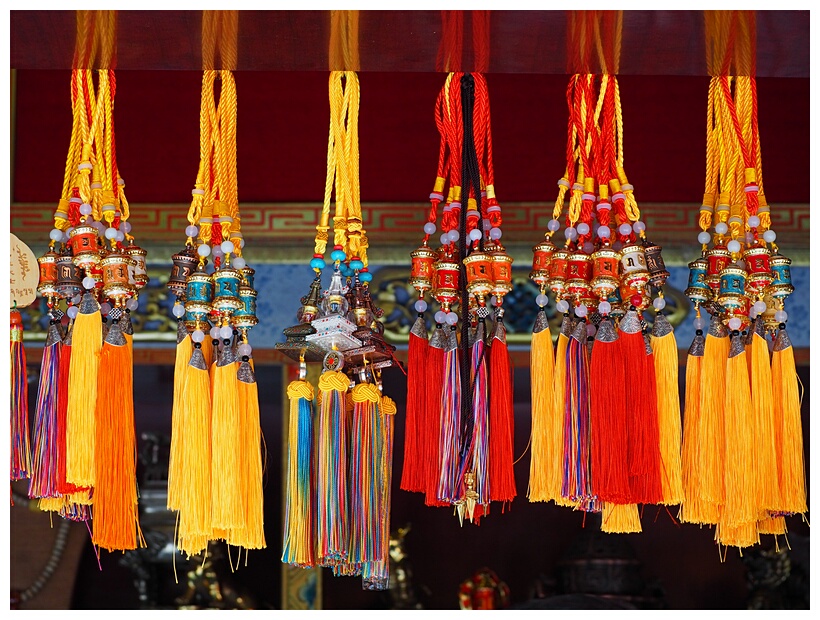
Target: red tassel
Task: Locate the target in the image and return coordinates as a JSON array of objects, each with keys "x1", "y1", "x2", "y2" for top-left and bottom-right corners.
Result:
[
  {"x1": 424, "y1": 327, "x2": 449, "y2": 507},
  {"x1": 400, "y1": 317, "x2": 428, "y2": 493},
  {"x1": 631, "y1": 341, "x2": 663, "y2": 505},
  {"x1": 589, "y1": 318, "x2": 630, "y2": 504},
  {"x1": 488, "y1": 318, "x2": 516, "y2": 505}
]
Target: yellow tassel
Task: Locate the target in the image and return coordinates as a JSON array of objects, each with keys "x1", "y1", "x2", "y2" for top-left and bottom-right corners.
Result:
[
  {"x1": 528, "y1": 311, "x2": 560, "y2": 503},
  {"x1": 202, "y1": 332, "x2": 214, "y2": 367},
  {"x1": 229, "y1": 359, "x2": 266, "y2": 550},
  {"x1": 697, "y1": 315, "x2": 729, "y2": 512},
  {"x1": 68, "y1": 488, "x2": 93, "y2": 506},
  {"x1": 771, "y1": 329, "x2": 807, "y2": 516},
  {"x1": 721, "y1": 333, "x2": 757, "y2": 530},
  {"x1": 177, "y1": 346, "x2": 213, "y2": 557},
  {"x1": 601, "y1": 502, "x2": 642, "y2": 534},
  {"x1": 38, "y1": 496, "x2": 65, "y2": 512},
  {"x1": 167, "y1": 324, "x2": 193, "y2": 512},
  {"x1": 92, "y1": 320, "x2": 143, "y2": 551},
  {"x1": 551, "y1": 316, "x2": 576, "y2": 508},
  {"x1": 750, "y1": 322, "x2": 779, "y2": 516},
  {"x1": 651, "y1": 314, "x2": 683, "y2": 505},
  {"x1": 757, "y1": 516, "x2": 786, "y2": 536},
  {"x1": 210, "y1": 342, "x2": 244, "y2": 532},
  {"x1": 66, "y1": 293, "x2": 102, "y2": 488},
  {"x1": 716, "y1": 521, "x2": 759, "y2": 550}
]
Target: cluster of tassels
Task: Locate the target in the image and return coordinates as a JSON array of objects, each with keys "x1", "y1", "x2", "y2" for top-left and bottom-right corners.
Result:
[
  {"x1": 26, "y1": 12, "x2": 147, "y2": 551},
  {"x1": 527, "y1": 15, "x2": 682, "y2": 535},
  {"x1": 402, "y1": 69, "x2": 517, "y2": 526},
  {"x1": 166, "y1": 11, "x2": 266, "y2": 563},
  {"x1": 679, "y1": 10, "x2": 806, "y2": 553}
]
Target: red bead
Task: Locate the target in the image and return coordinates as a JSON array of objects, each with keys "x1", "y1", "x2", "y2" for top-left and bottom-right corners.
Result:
[{"x1": 630, "y1": 294, "x2": 642, "y2": 307}]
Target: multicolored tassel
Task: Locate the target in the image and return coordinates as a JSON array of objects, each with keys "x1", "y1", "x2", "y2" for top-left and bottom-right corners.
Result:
[
  {"x1": 28, "y1": 323, "x2": 62, "y2": 499},
  {"x1": 11, "y1": 308, "x2": 32, "y2": 482}
]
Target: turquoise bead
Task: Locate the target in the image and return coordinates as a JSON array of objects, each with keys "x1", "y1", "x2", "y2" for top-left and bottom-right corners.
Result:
[
  {"x1": 330, "y1": 249, "x2": 346, "y2": 262},
  {"x1": 359, "y1": 271, "x2": 373, "y2": 282},
  {"x1": 310, "y1": 257, "x2": 326, "y2": 270},
  {"x1": 350, "y1": 259, "x2": 364, "y2": 271}
]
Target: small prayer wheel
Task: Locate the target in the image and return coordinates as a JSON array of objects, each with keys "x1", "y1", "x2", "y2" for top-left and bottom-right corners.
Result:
[
  {"x1": 69, "y1": 224, "x2": 102, "y2": 270},
  {"x1": 168, "y1": 247, "x2": 199, "y2": 299},
  {"x1": 717, "y1": 263, "x2": 747, "y2": 312},
  {"x1": 547, "y1": 248, "x2": 570, "y2": 297},
  {"x1": 530, "y1": 239, "x2": 556, "y2": 286},
  {"x1": 685, "y1": 257, "x2": 711, "y2": 304},
  {"x1": 56, "y1": 253, "x2": 83, "y2": 299},
  {"x1": 433, "y1": 258, "x2": 460, "y2": 310},
  {"x1": 124, "y1": 244, "x2": 149, "y2": 289},
  {"x1": 37, "y1": 250, "x2": 60, "y2": 298},
  {"x1": 409, "y1": 245, "x2": 438, "y2": 294},
  {"x1": 759, "y1": 292, "x2": 779, "y2": 330},
  {"x1": 743, "y1": 245, "x2": 772, "y2": 295},
  {"x1": 565, "y1": 252, "x2": 592, "y2": 298},
  {"x1": 240, "y1": 265, "x2": 256, "y2": 290},
  {"x1": 619, "y1": 244, "x2": 650, "y2": 308},
  {"x1": 490, "y1": 247, "x2": 514, "y2": 299},
  {"x1": 212, "y1": 268, "x2": 243, "y2": 313},
  {"x1": 768, "y1": 253, "x2": 794, "y2": 300},
  {"x1": 591, "y1": 247, "x2": 620, "y2": 298},
  {"x1": 643, "y1": 239, "x2": 670, "y2": 289},
  {"x1": 101, "y1": 252, "x2": 136, "y2": 301},
  {"x1": 185, "y1": 269, "x2": 213, "y2": 326},
  {"x1": 619, "y1": 243, "x2": 648, "y2": 275},
  {"x1": 232, "y1": 285, "x2": 259, "y2": 329},
  {"x1": 463, "y1": 251, "x2": 493, "y2": 300},
  {"x1": 705, "y1": 245, "x2": 731, "y2": 292}
]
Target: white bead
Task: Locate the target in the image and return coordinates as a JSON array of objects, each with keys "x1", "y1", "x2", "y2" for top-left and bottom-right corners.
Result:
[
  {"x1": 597, "y1": 226, "x2": 610, "y2": 239},
  {"x1": 220, "y1": 325, "x2": 234, "y2": 339},
  {"x1": 414, "y1": 299, "x2": 428, "y2": 313},
  {"x1": 434, "y1": 310, "x2": 447, "y2": 324},
  {"x1": 653, "y1": 297, "x2": 666, "y2": 310},
  {"x1": 583, "y1": 242, "x2": 594, "y2": 254},
  {"x1": 172, "y1": 303, "x2": 185, "y2": 318},
  {"x1": 556, "y1": 299, "x2": 569, "y2": 313},
  {"x1": 749, "y1": 306, "x2": 758, "y2": 319},
  {"x1": 535, "y1": 293, "x2": 549, "y2": 308},
  {"x1": 697, "y1": 231, "x2": 711, "y2": 245},
  {"x1": 763, "y1": 230, "x2": 777, "y2": 243},
  {"x1": 574, "y1": 304, "x2": 588, "y2": 317},
  {"x1": 547, "y1": 219, "x2": 561, "y2": 232},
  {"x1": 67, "y1": 306, "x2": 79, "y2": 319},
  {"x1": 79, "y1": 203, "x2": 92, "y2": 216},
  {"x1": 92, "y1": 221, "x2": 106, "y2": 233},
  {"x1": 61, "y1": 231, "x2": 71, "y2": 243},
  {"x1": 238, "y1": 343, "x2": 253, "y2": 357},
  {"x1": 197, "y1": 244, "x2": 211, "y2": 257},
  {"x1": 121, "y1": 221, "x2": 132, "y2": 233},
  {"x1": 126, "y1": 298, "x2": 139, "y2": 311},
  {"x1": 212, "y1": 245, "x2": 224, "y2": 258},
  {"x1": 469, "y1": 228, "x2": 482, "y2": 241},
  {"x1": 185, "y1": 225, "x2": 199, "y2": 238},
  {"x1": 423, "y1": 222, "x2": 437, "y2": 235},
  {"x1": 747, "y1": 215, "x2": 760, "y2": 228},
  {"x1": 618, "y1": 223, "x2": 632, "y2": 236},
  {"x1": 232, "y1": 257, "x2": 247, "y2": 269},
  {"x1": 745, "y1": 232, "x2": 755, "y2": 245},
  {"x1": 633, "y1": 221, "x2": 646, "y2": 234},
  {"x1": 221, "y1": 240, "x2": 235, "y2": 254},
  {"x1": 115, "y1": 231, "x2": 125, "y2": 242},
  {"x1": 210, "y1": 326, "x2": 221, "y2": 339},
  {"x1": 728, "y1": 317, "x2": 742, "y2": 331},
  {"x1": 482, "y1": 219, "x2": 492, "y2": 231},
  {"x1": 715, "y1": 222, "x2": 729, "y2": 235},
  {"x1": 445, "y1": 312, "x2": 459, "y2": 325},
  {"x1": 440, "y1": 233, "x2": 450, "y2": 246},
  {"x1": 774, "y1": 310, "x2": 788, "y2": 323},
  {"x1": 82, "y1": 276, "x2": 96, "y2": 290},
  {"x1": 577, "y1": 223, "x2": 590, "y2": 235},
  {"x1": 71, "y1": 294, "x2": 81, "y2": 305},
  {"x1": 489, "y1": 296, "x2": 498, "y2": 307},
  {"x1": 447, "y1": 230, "x2": 460, "y2": 242},
  {"x1": 727, "y1": 240, "x2": 741, "y2": 254},
  {"x1": 489, "y1": 227, "x2": 502, "y2": 240},
  {"x1": 564, "y1": 227, "x2": 577, "y2": 241},
  {"x1": 104, "y1": 227, "x2": 117, "y2": 240},
  {"x1": 240, "y1": 239, "x2": 245, "y2": 248},
  {"x1": 49, "y1": 228, "x2": 63, "y2": 241},
  {"x1": 100, "y1": 302, "x2": 112, "y2": 315},
  {"x1": 693, "y1": 317, "x2": 706, "y2": 330},
  {"x1": 586, "y1": 323, "x2": 597, "y2": 337},
  {"x1": 598, "y1": 301, "x2": 611, "y2": 315},
  {"x1": 753, "y1": 301, "x2": 767, "y2": 315},
  {"x1": 191, "y1": 329, "x2": 205, "y2": 343}
]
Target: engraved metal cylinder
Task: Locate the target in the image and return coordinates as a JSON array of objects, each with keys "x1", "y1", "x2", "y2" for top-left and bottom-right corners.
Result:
[
  {"x1": 463, "y1": 251, "x2": 493, "y2": 298},
  {"x1": 168, "y1": 248, "x2": 199, "y2": 298},
  {"x1": 56, "y1": 253, "x2": 83, "y2": 299},
  {"x1": 184, "y1": 270, "x2": 213, "y2": 325},
  {"x1": 768, "y1": 253, "x2": 794, "y2": 300},
  {"x1": 743, "y1": 245, "x2": 772, "y2": 295},
  {"x1": 643, "y1": 240, "x2": 670, "y2": 288},
  {"x1": 433, "y1": 259, "x2": 460, "y2": 309},
  {"x1": 240, "y1": 265, "x2": 256, "y2": 290},
  {"x1": 101, "y1": 252, "x2": 136, "y2": 301},
  {"x1": 565, "y1": 252, "x2": 592, "y2": 298},
  {"x1": 124, "y1": 244, "x2": 148, "y2": 289},
  {"x1": 490, "y1": 249, "x2": 514, "y2": 298},
  {"x1": 685, "y1": 257, "x2": 711, "y2": 304},
  {"x1": 591, "y1": 247, "x2": 620, "y2": 298},
  {"x1": 69, "y1": 224, "x2": 102, "y2": 270},
  {"x1": 718, "y1": 264, "x2": 747, "y2": 311},
  {"x1": 706, "y1": 245, "x2": 731, "y2": 292},
  {"x1": 530, "y1": 239, "x2": 556, "y2": 286},
  {"x1": 410, "y1": 246, "x2": 438, "y2": 294},
  {"x1": 548, "y1": 248, "x2": 570, "y2": 296},
  {"x1": 232, "y1": 286, "x2": 259, "y2": 328},
  {"x1": 37, "y1": 251, "x2": 60, "y2": 298},
  {"x1": 212, "y1": 268, "x2": 243, "y2": 313}
]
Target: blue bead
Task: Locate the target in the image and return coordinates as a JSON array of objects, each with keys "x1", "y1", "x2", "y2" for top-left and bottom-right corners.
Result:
[
  {"x1": 350, "y1": 259, "x2": 364, "y2": 271},
  {"x1": 330, "y1": 249, "x2": 346, "y2": 262},
  {"x1": 340, "y1": 263, "x2": 354, "y2": 277},
  {"x1": 359, "y1": 271, "x2": 373, "y2": 282},
  {"x1": 310, "y1": 257, "x2": 326, "y2": 270}
]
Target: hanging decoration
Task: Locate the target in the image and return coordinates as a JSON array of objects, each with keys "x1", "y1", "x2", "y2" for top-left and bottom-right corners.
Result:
[
  {"x1": 681, "y1": 10, "x2": 806, "y2": 551},
  {"x1": 401, "y1": 10, "x2": 517, "y2": 525},
  {"x1": 527, "y1": 11, "x2": 680, "y2": 533},
  {"x1": 165, "y1": 10, "x2": 266, "y2": 560},
  {"x1": 278, "y1": 9, "x2": 398, "y2": 590}
]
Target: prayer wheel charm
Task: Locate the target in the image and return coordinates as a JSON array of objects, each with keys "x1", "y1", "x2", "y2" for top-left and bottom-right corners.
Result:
[
  {"x1": 547, "y1": 248, "x2": 570, "y2": 297},
  {"x1": 643, "y1": 239, "x2": 670, "y2": 289},
  {"x1": 240, "y1": 265, "x2": 256, "y2": 289},
  {"x1": 705, "y1": 244, "x2": 731, "y2": 292},
  {"x1": 101, "y1": 252, "x2": 136, "y2": 302},
  {"x1": 463, "y1": 251, "x2": 493, "y2": 303},
  {"x1": 212, "y1": 267, "x2": 244, "y2": 313},
  {"x1": 591, "y1": 247, "x2": 620, "y2": 299},
  {"x1": 69, "y1": 223, "x2": 102, "y2": 271},
  {"x1": 759, "y1": 292, "x2": 779, "y2": 330},
  {"x1": 56, "y1": 252, "x2": 83, "y2": 299},
  {"x1": 685, "y1": 257, "x2": 711, "y2": 304},
  {"x1": 565, "y1": 252, "x2": 592, "y2": 299},
  {"x1": 233, "y1": 285, "x2": 259, "y2": 329},
  {"x1": 168, "y1": 247, "x2": 199, "y2": 299},
  {"x1": 530, "y1": 239, "x2": 556, "y2": 286},
  {"x1": 184, "y1": 266, "x2": 213, "y2": 327},
  {"x1": 409, "y1": 245, "x2": 438, "y2": 294},
  {"x1": 36, "y1": 250, "x2": 60, "y2": 299},
  {"x1": 742, "y1": 244, "x2": 773, "y2": 295},
  {"x1": 717, "y1": 262, "x2": 747, "y2": 314},
  {"x1": 433, "y1": 258, "x2": 460, "y2": 311},
  {"x1": 768, "y1": 252, "x2": 794, "y2": 301},
  {"x1": 124, "y1": 243, "x2": 149, "y2": 289},
  {"x1": 489, "y1": 245, "x2": 514, "y2": 300},
  {"x1": 619, "y1": 243, "x2": 650, "y2": 308}
]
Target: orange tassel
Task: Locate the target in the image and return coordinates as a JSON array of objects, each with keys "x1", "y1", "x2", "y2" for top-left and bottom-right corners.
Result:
[
  {"x1": 167, "y1": 321, "x2": 192, "y2": 512},
  {"x1": 652, "y1": 313, "x2": 683, "y2": 506},
  {"x1": 488, "y1": 317, "x2": 516, "y2": 504},
  {"x1": 750, "y1": 320, "x2": 779, "y2": 516},
  {"x1": 601, "y1": 502, "x2": 642, "y2": 534},
  {"x1": 401, "y1": 316, "x2": 428, "y2": 493}
]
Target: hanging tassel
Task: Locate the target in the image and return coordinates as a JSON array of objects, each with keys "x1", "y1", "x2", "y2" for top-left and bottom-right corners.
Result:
[
  {"x1": 282, "y1": 376, "x2": 316, "y2": 567},
  {"x1": 527, "y1": 310, "x2": 559, "y2": 504},
  {"x1": 400, "y1": 316, "x2": 428, "y2": 493},
  {"x1": 177, "y1": 344, "x2": 213, "y2": 558},
  {"x1": 679, "y1": 331, "x2": 720, "y2": 525},
  {"x1": 470, "y1": 320, "x2": 490, "y2": 515},
  {"x1": 601, "y1": 502, "x2": 642, "y2": 534},
  {"x1": 55, "y1": 323, "x2": 84, "y2": 500},
  {"x1": 757, "y1": 515, "x2": 786, "y2": 536},
  {"x1": 167, "y1": 321, "x2": 192, "y2": 512},
  {"x1": 716, "y1": 521, "x2": 759, "y2": 550},
  {"x1": 11, "y1": 308, "x2": 32, "y2": 481},
  {"x1": 719, "y1": 332, "x2": 757, "y2": 540},
  {"x1": 28, "y1": 324, "x2": 62, "y2": 499},
  {"x1": 589, "y1": 317, "x2": 630, "y2": 505},
  {"x1": 750, "y1": 319, "x2": 779, "y2": 517},
  {"x1": 316, "y1": 369, "x2": 351, "y2": 567},
  {"x1": 231, "y1": 356, "x2": 266, "y2": 550},
  {"x1": 437, "y1": 326, "x2": 462, "y2": 505},
  {"x1": 65, "y1": 292, "x2": 102, "y2": 488},
  {"x1": 210, "y1": 339, "x2": 243, "y2": 533},
  {"x1": 771, "y1": 327, "x2": 807, "y2": 517},
  {"x1": 488, "y1": 316, "x2": 516, "y2": 505},
  {"x1": 652, "y1": 313, "x2": 683, "y2": 506},
  {"x1": 552, "y1": 316, "x2": 576, "y2": 508},
  {"x1": 696, "y1": 314, "x2": 729, "y2": 513},
  {"x1": 424, "y1": 326, "x2": 448, "y2": 507},
  {"x1": 562, "y1": 320, "x2": 594, "y2": 510},
  {"x1": 92, "y1": 318, "x2": 142, "y2": 551}
]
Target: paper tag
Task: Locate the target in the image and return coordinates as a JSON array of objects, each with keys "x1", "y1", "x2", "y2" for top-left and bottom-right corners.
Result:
[{"x1": 10, "y1": 233, "x2": 38, "y2": 308}]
